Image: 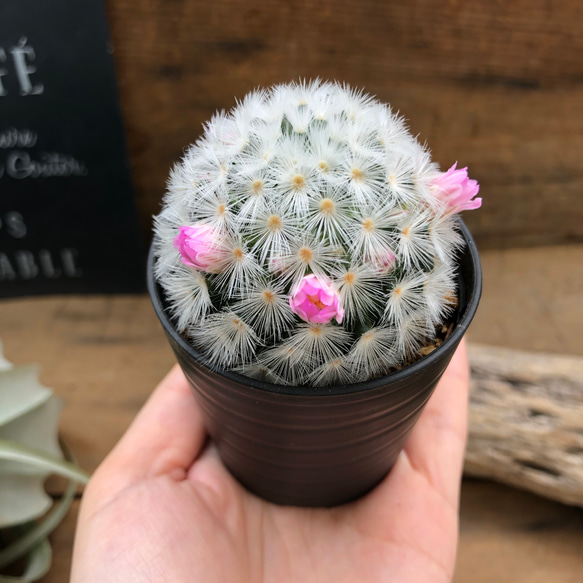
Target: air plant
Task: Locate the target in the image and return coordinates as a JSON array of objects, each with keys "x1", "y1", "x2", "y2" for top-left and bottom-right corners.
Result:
[
  {"x1": 154, "y1": 80, "x2": 481, "y2": 387},
  {"x1": 0, "y1": 341, "x2": 89, "y2": 580}
]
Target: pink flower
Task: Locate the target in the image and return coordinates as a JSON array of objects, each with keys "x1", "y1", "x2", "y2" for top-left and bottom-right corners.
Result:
[
  {"x1": 173, "y1": 224, "x2": 226, "y2": 273},
  {"x1": 431, "y1": 163, "x2": 482, "y2": 213},
  {"x1": 289, "y1": 274, "x2": 344, "y2": 325}
]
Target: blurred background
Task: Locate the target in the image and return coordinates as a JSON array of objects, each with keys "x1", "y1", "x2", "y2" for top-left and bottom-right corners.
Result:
[
  {"x1": 1, "y1": 0, "x2": 582, "y2": 581},
  {"x1": 114, "y1": 0, "x2": 583, "y2": 251}
]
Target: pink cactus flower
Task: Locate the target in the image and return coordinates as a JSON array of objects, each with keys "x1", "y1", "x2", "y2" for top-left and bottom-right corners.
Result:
[
  {"x1": 173, "y1": 224, "x2": 226, "y2": 273},
  {"x1": 289, "y1": 274, "x2": 344, "y2": 325},
  {"x1": 431, "y1": 163, "x2": 482, "y2": 213}
]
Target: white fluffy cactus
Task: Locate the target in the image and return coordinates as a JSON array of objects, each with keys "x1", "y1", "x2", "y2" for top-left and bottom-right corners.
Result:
[{"x1": 154, "y1": 80, "x2": 481, "y2": 386}]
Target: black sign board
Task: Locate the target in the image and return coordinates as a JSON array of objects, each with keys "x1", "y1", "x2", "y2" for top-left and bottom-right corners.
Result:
[{"x1": 0, "y1": 0, "x2": 144, "y2": 297}]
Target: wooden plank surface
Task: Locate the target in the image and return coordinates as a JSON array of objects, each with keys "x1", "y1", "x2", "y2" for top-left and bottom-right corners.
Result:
[
  {"x1": 456, "y1": 480, "x2": 583, "y2": 583},
  {"x1": 468, "y1": 245, "x2": 583, "y2": 355},
  {"x1": 0, "y1": 243, "x2": 582, "y2": 581},
  {"x1": 105, "y1": 0, "x2": 583, "y2": 249}
]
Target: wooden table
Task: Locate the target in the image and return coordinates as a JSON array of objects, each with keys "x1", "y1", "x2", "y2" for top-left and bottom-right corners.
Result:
[{"x1": 1, "y1": 244, "x2": 582, "y2": 582}]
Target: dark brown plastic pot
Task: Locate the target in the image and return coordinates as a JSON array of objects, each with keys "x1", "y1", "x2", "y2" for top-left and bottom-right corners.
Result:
[{"x1": 147, "y1": 220, "x2": 481, "y2": 507}]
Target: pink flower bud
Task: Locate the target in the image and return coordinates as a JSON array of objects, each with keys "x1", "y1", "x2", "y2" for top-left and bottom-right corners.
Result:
[
  {"x1": 173, "y1": 224, "x2": 226, "y2": 273},
  {"x1": 289, "y1": 274, "x2": 344, "y2": 325},
  {"x1": 372, "y1": 248, "x2": 396, "y2": 275},
  {"x1": 268, "y1": 256, "x2": 287, "y2": 274},
  {"x1": 431, "y1": 163, "x2": 482, "y2": 214}
]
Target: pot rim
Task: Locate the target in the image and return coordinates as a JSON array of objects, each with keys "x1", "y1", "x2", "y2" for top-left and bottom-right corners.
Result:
[{"x1": 147, "y1": 219, "x2": 482, "y2": 396}]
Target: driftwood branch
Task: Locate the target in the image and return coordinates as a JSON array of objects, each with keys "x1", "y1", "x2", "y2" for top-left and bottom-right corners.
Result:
[{"x1": 466, "y1": 344, "x2": 583, "y2": 507}]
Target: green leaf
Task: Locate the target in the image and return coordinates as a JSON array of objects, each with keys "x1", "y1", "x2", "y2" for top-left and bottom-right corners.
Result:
[
  {"x1": 0, "y1": 396, "x2": 63, "y2": 528},
  {"x1": 0, "y1": 365, "x2": 53, "y2": 428},
  {"x1": 0, "y1": 341, "x2": 12, "y2": 372},
  {"x1": 0, "y1": 342, "x2": 88, "y2": 580},
  {"x1": 0, "y1": 440, "x2": 88, "y2": 486},
  {"x1": 0, "y1": 475, "x2": 52, "y2": 530},
  {"x1": 0, "y1": 347, "x2": 64, "y2": 528},
  {"x1": 0, "y1": 443, "x2": 79, "y2": 572},
  {"x1": 0, "y1": 539, "x2": 52, "y2": 582},
  {"x1": 0, "y1": 395, "x2": 63, "y2": 473}
]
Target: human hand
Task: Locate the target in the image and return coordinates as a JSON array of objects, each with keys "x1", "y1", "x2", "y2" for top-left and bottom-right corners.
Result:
[{"x1": 72, "y1": 339, "x2": 469, "y2": 583}]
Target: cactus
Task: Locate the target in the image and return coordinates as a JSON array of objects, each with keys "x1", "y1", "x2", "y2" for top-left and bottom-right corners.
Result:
[{"x1": 153, "y1": 80, "x2": 481, "y2": 386}]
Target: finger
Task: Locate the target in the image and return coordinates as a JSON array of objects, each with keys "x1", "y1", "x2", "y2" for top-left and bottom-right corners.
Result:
[
  {"x1": 186, "y1": 442, "x2": 246, "y2": 515},
  {"x1": 100, "y1": 365, "x2": 207, "y2": 484},
  {"x1": 401, "y1": 338, "x2": 470, "y2": 509}
]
